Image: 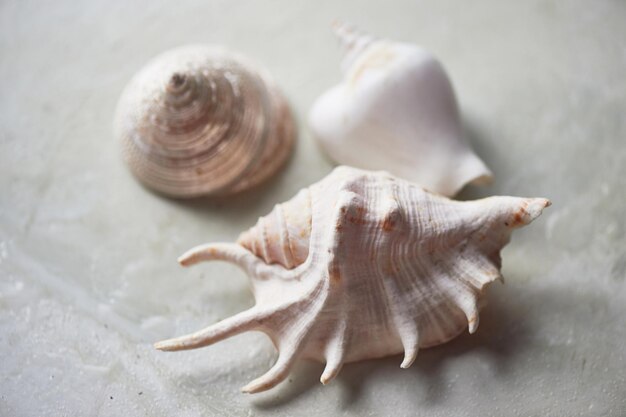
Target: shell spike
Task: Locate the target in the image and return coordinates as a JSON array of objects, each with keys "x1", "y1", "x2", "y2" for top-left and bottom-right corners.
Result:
[
  {"x1": 320, "y1": 320, "x2": 348, "y2": 384},
  {"x1": 497, "y1": 197, "x2": 552, "y2": 229},
  {"x1": 177, "y1": 242, "x2": 279, "y2": 279},
  {"x1": 241, "y1": 354, "x2": 292, "y2": 394},
  {"x1": 463, "y1": 304, "x2": 480, "y2": 334},
  {"x1": 177, "y1": 242, "x2": 252, "y2": 267},
  {"x1": 241, "y1": 333, "x2": 309, "y2": 394},
  {"x1": 154, "y1": 308, "x2": 260, "y2": 352},
  {"x1": 449, "y1": 290, "x2": 480, "y2": 334},
  {"x1": 178, "y1": 243, "x2": 220, "y2": 266},
  {"x1": 178, "y1": 243, "x2": 295, "y2": 281},
  {"x1": 398, "y1": 328, "x2": 420, "y2": 369},
  {"x1": 523, "y1": 198, "x2": 552, "y2": 224},
  {"x1": 400, "y1": 350, "x2": 418, "y2": 369},
  {"x1": 320, "y1": 355, "x2": 344, "y2": 385}
]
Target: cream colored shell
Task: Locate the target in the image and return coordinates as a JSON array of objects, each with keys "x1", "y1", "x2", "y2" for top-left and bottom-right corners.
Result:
[
  {"x1": 309, "y1": 22, "x2": 493, "y2": 197},
  {"x1": 155, "y1": 166, "x2": 550, "y2": 393},
  {"x1": 115, "y1": 45, "x2": 295, "y2": 198}
]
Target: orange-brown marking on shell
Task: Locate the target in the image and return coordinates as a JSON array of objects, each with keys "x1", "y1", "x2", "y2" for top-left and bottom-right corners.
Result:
[
  {"x1": 511, "y1": 201, "x2": 530, "y2": 227},
  {"x1": 348, "y1": 216, "x2": 367, "y2": 225},
  {"x1": 328, "y1": 262, "x2": 342, "y2": 285},
  {"x1": 382, "y1": 215, "x2": 395, "y2": 232},
  {"x1": 347, "y1": 206, "x2": 367, "y2": 225}
]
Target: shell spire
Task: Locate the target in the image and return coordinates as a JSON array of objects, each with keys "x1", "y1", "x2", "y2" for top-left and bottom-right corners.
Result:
[
  {"x1": 331, "y1": 20, "x2": 376, "y2": 73},
  {"x1": 156, "y1": 167, "x2": 550, "y2": 393},
  {"x1": 237, "y1": 188, "x2": 312, "y2": 269}
]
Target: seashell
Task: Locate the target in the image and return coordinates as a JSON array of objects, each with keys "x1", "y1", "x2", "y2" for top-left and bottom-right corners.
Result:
[
  {"x1": 309, "y1": 22, "x2": 493, "y2": 197},
  {"x1": 114, "y1": 45, "x2": 295, "y2": 198},
  {"x1": 155, "y1": 166, "x2": 550, "y2": 393}
]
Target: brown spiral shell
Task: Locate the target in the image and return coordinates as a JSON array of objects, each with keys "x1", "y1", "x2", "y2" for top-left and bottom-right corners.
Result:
[{"x1": 114, "y1": 45, "x2": 295, "y2": 198}]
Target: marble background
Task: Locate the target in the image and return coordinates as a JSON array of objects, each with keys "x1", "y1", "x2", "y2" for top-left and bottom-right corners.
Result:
[{"x1": 1, "y1": 0, "x2": 624, "y2": 416}]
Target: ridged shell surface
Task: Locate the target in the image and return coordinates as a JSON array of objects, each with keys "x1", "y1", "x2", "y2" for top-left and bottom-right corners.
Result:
[
  {"x1": 156, "y1": 166, "x2": 550, "y2": 393},
  {"x1": 237, "y1": 188, "x2": 312, "y2": 269},
  {"x1": 309, "y1": 22, "x2": 493, "y2": 197},
  {"x1": 115, "y1": 45, "x2": 295, "y2": 198}
]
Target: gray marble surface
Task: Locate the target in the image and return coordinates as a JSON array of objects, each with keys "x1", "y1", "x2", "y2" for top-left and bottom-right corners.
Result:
[{"x1": 1, "y1": 1, "x2": 625, "y2": 416}]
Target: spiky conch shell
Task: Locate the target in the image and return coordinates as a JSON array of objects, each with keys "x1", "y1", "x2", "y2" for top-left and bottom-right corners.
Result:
[
  {"x1": 309, "y1": 22, "x2": 493, "y2": 197},
  {"x1": 114, "y1": 45, "x2": 295, "y2": 198},
  {"x1": 155, "y1": 166, "x2": 550, "y2": 393}
]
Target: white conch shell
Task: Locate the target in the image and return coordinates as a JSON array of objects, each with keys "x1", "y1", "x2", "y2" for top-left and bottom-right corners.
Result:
[
  {"x1": 155, "y1": 166, "x2": 550, "y2": 393},
  {"x1": 114, "y1": 45, "x2": 295, "y2": 198},
  {"x1": 309, "y1": 22, "x2": 493, "y2": 197}
]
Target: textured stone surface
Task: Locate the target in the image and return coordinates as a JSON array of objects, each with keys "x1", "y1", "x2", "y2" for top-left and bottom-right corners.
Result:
[{"x1": 1, "y1": 1, "x2": 625, "y2": 416}]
